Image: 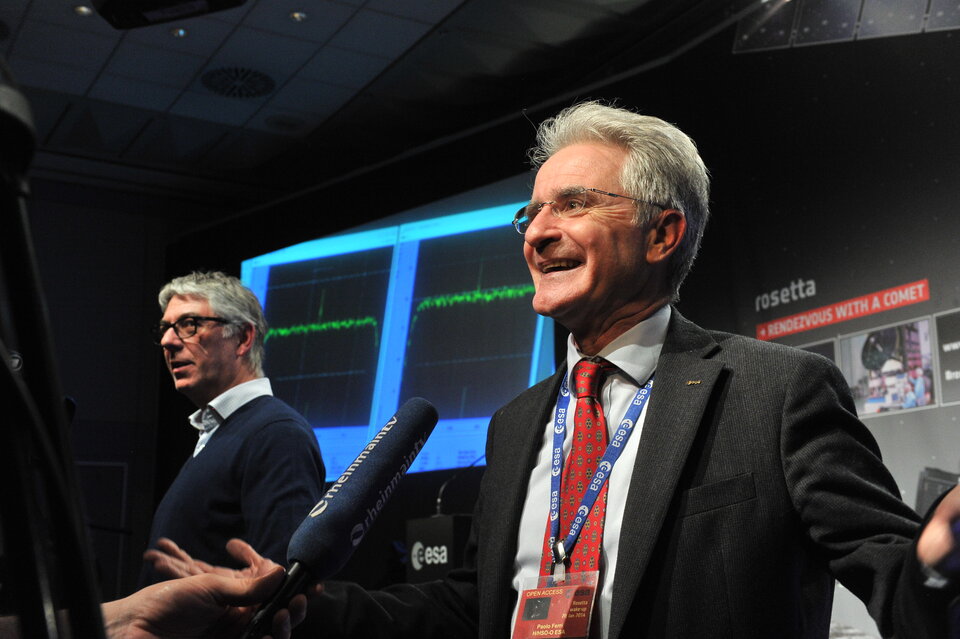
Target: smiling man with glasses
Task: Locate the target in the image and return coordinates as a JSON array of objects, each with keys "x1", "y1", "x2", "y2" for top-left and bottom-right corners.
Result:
[{"x1": 140, "y1": 271, "x2": 325, "y2": 587}]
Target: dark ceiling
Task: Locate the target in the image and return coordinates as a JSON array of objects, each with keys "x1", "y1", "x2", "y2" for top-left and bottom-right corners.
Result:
[{"x1": 1, "y1": 0, "x2": 758, "y2": 214}]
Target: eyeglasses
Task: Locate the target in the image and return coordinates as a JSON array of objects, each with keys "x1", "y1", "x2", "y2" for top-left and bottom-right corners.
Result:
[
  {"x1": 512, "y1": 186, "x2": 666, "y2": 234},
  {"x1": 153, "y1": 316, "x2": 229, "y2": 344}
]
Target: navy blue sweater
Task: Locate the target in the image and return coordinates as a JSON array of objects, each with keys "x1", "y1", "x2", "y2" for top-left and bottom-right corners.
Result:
[{"x1": 141, "y1": 395, "x2": 325, "y2": 584}]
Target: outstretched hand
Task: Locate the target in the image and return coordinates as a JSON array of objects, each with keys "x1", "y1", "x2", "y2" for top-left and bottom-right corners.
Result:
[
  {"x1": 128, "y1": 538, "x2": 315, "y2": 638},
  {"x1": 102, "y1": 565, "x2": 305, "y2": 639},
  {"x1": 145, "y1": 538, "x2": 270, "y2": 580},
  {"x1": 917, "y1": 485, "x2": 960, "y2": 578}
]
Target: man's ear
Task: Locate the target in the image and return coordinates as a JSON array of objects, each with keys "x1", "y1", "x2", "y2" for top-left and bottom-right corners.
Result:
[
  {"x1": 646, "y1": 209, "x2": 686, "y2": 264},
  {"x1": 235, "y1": 323, "x2": 256, "y2": 356}
]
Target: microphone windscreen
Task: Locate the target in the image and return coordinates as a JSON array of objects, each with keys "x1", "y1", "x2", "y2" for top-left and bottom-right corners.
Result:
[{"x1": 286, "y1": 397, "x2": 438, "y2": 577}]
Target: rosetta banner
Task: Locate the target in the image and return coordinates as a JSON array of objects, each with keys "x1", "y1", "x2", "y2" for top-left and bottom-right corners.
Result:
[{"x1": 756, "y1": 280, "x2": 929, "y2": 341}]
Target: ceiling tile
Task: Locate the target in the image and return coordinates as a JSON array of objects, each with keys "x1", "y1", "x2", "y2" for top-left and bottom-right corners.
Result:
[
  {"x1": 298, "y1": 45, "x2": 391, "y2": 89},
  {"x1": 8, "y1": 54, "x2": 99, "y2": 94},
  {"x1": 27, "y1": 1, "x2": 119, "y2": 37},
  {"x1": 20, "y1": 87, "x2": 74, "y2": 144},
  {"x1": 330, "y1": 9, "x2": 432, "y2": 57},
  {"x1": 245, "y1": 106, "x2": 320, "y2": 136},
  {"x1": 859, "y1": 0, "x2": 926, "y2": 39},
  {"x1": 124, "y1": 16, "x2": 236, "y2": 57},
  {"x1": 107, "y1": 41, "x2": 206, "y2": 87},
  {"x1": 241, "y1": 0, "x2": 356, "y2": 42},
  {"x1": 453, "y1": 0, "x2": 607, "y2": 46},
  {"x1": 266, "y1": 76, "x2": 354, "y2": 117},
  {"x1": 928, "y1": 0, "x2": 960, "y2": 31},
  {"x1": 89, "y1": 73, "x2": 180, "y2": 111},
  {"x1": 406, "y1": 27, "x2": 528, "y2": 76},
  {"x1": 210, "y1": 25, "x2": 319, "y2": 76},
  {"x1": 47, "y1": 101, "x2": 153, "y2": 154},
  {"x1": 170, "y1": 89, "x2": 266, "y2": 126},
  {"x1": 203, "y1": 2, "x2": 258, "y2": 24},
  {"x1": 12, "y1": 19, "x2": 119, "y2": 69},
  {"x1": 364, "y1": 0, "x2": 467, "y2": 24},
  {"x1": 125, "y1": 115, "x2": 231, "y2": 164},
  {"x1": 0, "y1": 2, "x2": 29, "y2": 34},
  {"x1": 203, "y1": 128, "x2": 290, "y2": 170}
]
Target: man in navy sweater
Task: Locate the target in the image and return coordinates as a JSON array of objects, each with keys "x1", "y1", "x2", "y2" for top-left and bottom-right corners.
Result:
[{"x1": 140, "y1": 271, "x2": 325, "y2": 585}]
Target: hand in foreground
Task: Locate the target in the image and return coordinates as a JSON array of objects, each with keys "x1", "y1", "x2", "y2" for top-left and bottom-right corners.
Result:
[
  {"x1": 917, "y1": 485, "x2": 960, "y2": 577},
  {"x1": 102, "y1": 567, "x2": 306, "y2": 639},
  {"x1": 145, "y1": 537, "x2": 270, "y2": 580}
]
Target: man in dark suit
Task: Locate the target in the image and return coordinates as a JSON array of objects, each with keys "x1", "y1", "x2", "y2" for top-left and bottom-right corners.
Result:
[{"x1": 150, "y1": 102, "x2": 960, "y2": 638}]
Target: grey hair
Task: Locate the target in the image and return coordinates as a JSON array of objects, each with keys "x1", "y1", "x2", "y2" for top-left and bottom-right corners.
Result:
[
  {"x1": 158, "y1": 271, "x2": 267, "y2": 376},
  {"x1": 528, "y1": 100, "x2": 710, "y2": 300}
]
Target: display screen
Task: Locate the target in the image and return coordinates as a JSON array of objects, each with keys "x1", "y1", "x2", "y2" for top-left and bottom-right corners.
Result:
[{"x1": 241, "y1": 204, "x2": 555, "y2": 480}]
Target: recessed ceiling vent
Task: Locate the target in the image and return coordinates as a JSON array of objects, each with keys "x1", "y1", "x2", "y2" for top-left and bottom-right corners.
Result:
[{"x1": 201, "y1": 67, "x2": 275, "y2": 98}]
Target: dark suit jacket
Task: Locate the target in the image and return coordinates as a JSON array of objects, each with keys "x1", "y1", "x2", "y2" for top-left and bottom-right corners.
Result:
[{"x1": 308, "y1": 311, "x2": 953, "y2": 639}]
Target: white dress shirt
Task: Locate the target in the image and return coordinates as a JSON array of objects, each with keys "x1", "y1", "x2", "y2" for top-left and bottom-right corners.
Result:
[
  {"x1": 511, "y1": 305, "x2": 671, "y2": 639},
  {"x1": 188, "y1": 377, "x2": 273, "y2": 457}
]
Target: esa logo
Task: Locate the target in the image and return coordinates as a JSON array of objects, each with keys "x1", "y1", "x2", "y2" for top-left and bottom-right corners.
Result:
[{"x1": 410, "y1": 541, "x2": 449, "y2": 571}]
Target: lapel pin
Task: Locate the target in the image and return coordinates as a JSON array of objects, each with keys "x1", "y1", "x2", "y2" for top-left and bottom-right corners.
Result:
[{"x1": 686, "y1": 380, "x2": 701, "y2": 385}]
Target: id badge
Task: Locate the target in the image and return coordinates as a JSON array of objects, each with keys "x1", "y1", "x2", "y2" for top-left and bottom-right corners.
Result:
[{"x1": 511, "y1": 571, "x2": 599, "y2": 639}]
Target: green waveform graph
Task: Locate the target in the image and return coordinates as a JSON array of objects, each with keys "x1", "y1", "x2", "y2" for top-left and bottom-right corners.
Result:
[
  {"x1": 265, "y1": 316, "x2": 380, "y2": 344},
  {"x1": 408, "y1": 283, "x2": 535, "y2": 343},
  {"x1": 413, "y1": 283, "x2": 535, "y2": 314}
]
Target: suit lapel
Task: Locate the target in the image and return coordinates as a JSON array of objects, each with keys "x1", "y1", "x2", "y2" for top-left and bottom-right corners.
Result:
[
  {"x1": 481, "y1": 368, "x2": 565, "y2": 639},
  {"x1": 607, "y1": 313, "x2": 724, "y2": 639}
]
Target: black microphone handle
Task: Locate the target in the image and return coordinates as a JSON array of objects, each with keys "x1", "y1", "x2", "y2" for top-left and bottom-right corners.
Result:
[{"x1": 240, "y1": 561, "x2": 311, "y2": 639}]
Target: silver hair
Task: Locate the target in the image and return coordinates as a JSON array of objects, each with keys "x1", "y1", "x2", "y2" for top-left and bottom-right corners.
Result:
[
  {"x1": 158, "y1": 271, "x2": 267, "y2": 376},
  {"x1": 528, "y1": 100, "x2": 710, "y2": 300}
]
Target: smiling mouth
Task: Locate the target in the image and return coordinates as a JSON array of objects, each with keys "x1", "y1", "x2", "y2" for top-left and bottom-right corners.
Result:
[{"x1": 541, "y1": 259, "x2": 581, "y2": 274}]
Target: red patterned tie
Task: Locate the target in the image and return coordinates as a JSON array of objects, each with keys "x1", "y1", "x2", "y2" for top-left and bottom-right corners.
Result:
[{"x1": 541, "y1": 358, "x2": 615, "y2": 576}]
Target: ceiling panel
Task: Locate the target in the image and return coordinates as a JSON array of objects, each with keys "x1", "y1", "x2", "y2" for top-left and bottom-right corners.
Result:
[
  {"x1": 1, "y1": 0, "x2": 755, "y2": 207},
  {"x1": 298, "y1": 45, "x2": 391, "y2": 88},
  {"x1": 123, "y1": 17, "x2": 237, "y2": 57},
  {"x1": 266, "y1": 76, "x2": 354, "y2": 117},
  {"x1": 210, "y1": 25, "x2": 319, "y2": 76},
  {"x1": 329, "y1": 9, "x2": 433, "y2": 57},
  {"x1": 20, "y1": 88, "x2": 73, "y2": 142},
  {"x1": 365, "y1": 0, "x2": 468, "y2": 23},
  {"x1": 12, "y1": 19, "x2": 119, "y2": 71},
  {"x1": 26, "y1": 0, "x2": 116, "y2": 36},
  {"x1": 47, "y1": 101, "x2": 153, "y2": 154},
  {"x1": 106, "y1": 41, "x2": 206, "y2": 87},
  {"x1": 202, "y1": 127, "x2": 291, "y2": 170},
  {"x1": 246, "y1": 106, "x2": 320, "y2": 136},
  {"x1": 124, "y1": 115, "x2": 231, "y2": 165},
  {"x1": 9, "y1": 54, "x2": 100, "y2": 94},
  {"x1": 170, "y1": 89, "x2": 267, "y2": 126},
  {"x1": 240, "y1": 0, "x2": 358, "y2": 42},
  {"x1": 88, "y1": 73, "x2": 181, "y2": 111}
]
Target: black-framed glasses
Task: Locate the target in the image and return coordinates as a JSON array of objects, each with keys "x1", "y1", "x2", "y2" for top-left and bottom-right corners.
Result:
[
  {"x1": 153, "y1": 316, "x2": 229, "y2": 344},
  {"x1": 512, "y1": 186, "x2": 666, "y2": 234}
]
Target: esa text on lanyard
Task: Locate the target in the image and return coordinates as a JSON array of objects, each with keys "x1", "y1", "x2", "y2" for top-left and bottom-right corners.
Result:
[{"x1": 547, "y1": 371, "x2": 654, "y2": 579}]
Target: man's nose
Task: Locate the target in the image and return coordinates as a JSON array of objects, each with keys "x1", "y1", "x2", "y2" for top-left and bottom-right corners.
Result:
[{"x1": 523, "y1": 206, "x2": 561, "y2": 248}]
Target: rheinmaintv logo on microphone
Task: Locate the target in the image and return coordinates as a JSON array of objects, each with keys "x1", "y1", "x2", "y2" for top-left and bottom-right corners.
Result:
[{"x1": 308, "y1": 414, "x2": 429, "y2": 546}]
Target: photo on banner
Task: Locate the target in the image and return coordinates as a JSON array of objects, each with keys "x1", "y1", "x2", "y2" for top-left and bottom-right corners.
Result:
[{"x1": 837, "y1": 318, "x2": 934, "y2": 417}]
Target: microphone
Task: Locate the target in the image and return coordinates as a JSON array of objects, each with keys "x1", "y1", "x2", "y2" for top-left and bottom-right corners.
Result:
[{"x1": 241, "y1": 397, "x2": 439, "y2": 639}]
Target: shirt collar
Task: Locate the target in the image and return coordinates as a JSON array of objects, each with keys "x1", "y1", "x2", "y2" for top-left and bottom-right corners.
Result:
[
  {"x1": 565, "y1": 305, "x2": 671, "y2": 388},
  {"x1": 188, "y1": 377, "x2": 273, "y2": 432}
]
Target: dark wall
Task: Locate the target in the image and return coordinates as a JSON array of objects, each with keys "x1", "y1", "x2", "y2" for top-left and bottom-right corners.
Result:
[{"x1": 25, "y1": 177, "x2": 228, "y2": 598}]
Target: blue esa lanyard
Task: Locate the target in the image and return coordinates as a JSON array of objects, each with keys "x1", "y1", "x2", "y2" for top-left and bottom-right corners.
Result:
[{"x1": 547, "y1": 370, "x2": 654, "y2": 572}]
